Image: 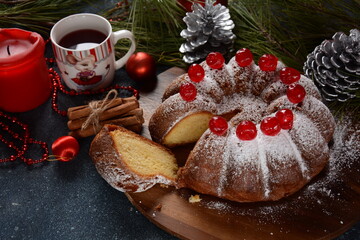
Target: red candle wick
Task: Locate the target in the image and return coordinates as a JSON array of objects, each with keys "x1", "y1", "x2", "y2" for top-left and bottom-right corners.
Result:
[{"x1": 7, "y1": 45, "x2": 10, "y2": 56}]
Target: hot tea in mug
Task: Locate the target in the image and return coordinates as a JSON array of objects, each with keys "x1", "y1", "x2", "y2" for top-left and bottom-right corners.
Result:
[{"x1": 50, "y1": 13, "x2": 136, "y2": 91}]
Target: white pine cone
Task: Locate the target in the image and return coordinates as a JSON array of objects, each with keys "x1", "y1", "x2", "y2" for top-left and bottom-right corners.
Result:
[
  {"x1": 179, "y1": 0, "x2": 235, "y2": 64},
  {"x1": 304, "y1": 29, "x2": 360, "y2": 102}
]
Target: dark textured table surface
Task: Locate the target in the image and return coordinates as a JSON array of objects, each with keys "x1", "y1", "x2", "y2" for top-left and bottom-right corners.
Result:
[{"x1": 0, "y1": 6, "x2": 359, "y2": 240}]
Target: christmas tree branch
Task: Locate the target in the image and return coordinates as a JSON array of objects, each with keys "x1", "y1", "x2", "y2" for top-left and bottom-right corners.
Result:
[{"x1": 0, "y1": 0, "x2": 96, "y2": 36}]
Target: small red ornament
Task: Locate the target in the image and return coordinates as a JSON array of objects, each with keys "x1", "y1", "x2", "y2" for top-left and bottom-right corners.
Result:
[
  {"x1": 209, "y1": 116, "x2": 228, "y2": 136},
  {"x1": 287, "y1": 84, "x2": 306, "y2": 104},
  {"x1": 280, "y1": 67, "x2": 301, "y2": 85},
  {"x1": 188, "y1": 64, "x2": 205, "y2": 82},
  {"x1": 275, "y1": 109, "x2": 294, "y2": 130},
  {"x1": 51, "y1": 136, "x2": 80, "y2": 162},
  {"x1": 177, "y1": 0, "x2": 228, "y2": 12},
  {"x1": 235, "y1": 48, "x2": 253, "y2": 67},
  {"x1": 206, "y1": 52, "x2": 225, "y2": 70},
  {"x1": 126, "y1": 52, "x2": 156, "y2": 82},
  {"x1": 180, "y1": 82, "x2": 197, "y2": 101},
  {"x1": 236, "y1": 120, "x2": 257, "y2": 140},
  {"x1": 260, "y1": 117, "x2": 281, "y2": 136},
  {"x1": 258, "y1": 54, "x2": 278, "y2": 72}
]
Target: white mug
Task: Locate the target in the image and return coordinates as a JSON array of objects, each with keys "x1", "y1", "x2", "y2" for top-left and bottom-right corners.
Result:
[{"x1": 50, "y1": 13, "x2": 136, "y2": 91}]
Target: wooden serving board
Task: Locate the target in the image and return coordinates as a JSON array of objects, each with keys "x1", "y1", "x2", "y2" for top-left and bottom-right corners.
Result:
[{"x1": 126, "y1": 67, "x2": 360, "y2": 240}]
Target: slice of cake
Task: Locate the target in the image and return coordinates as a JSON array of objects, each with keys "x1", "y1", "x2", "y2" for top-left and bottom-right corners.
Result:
[{"x1": 89, "y1": 124, "x2": 178, "y2": 192}]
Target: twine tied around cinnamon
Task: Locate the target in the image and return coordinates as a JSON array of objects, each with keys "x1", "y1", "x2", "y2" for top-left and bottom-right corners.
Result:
[{"x1": 81, "y1": 89, "x2": 118, "y2": 131}]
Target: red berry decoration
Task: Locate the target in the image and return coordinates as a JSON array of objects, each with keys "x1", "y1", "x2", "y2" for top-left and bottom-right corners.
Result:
[
  {"x1": 287, "y1": 84, "x2": 306, "y2": 104},
  {"x1": 260, "y1": 117, "x2": 281, "y2": 136},
  {"x1": 236, "y1": 120, "x2": 257, "y2": 140},
  {"x1": 235, "y1": 48, "x2": 253, "y2": 67},
  {"x1": 209, "y1": 116, "x2": 228, "y2": 136},
  {"x1": 180, "y1": 82, "x2": 197, "y2": 101},
  {"x1": 51, "y1": 136, "x2": 80, "y2": 162},
  {"x1": 206, "y1": 52, "x2": 225, "y2": 69},
  {"x1": 280, "y1": 67, "x2": 301, "y2": 85},
  {"x1": 188, "y1": 64, "x2": 205, "y2": 82},
  {"x1": 258, "y1": 54, "x2": 278, "y2": 71},
  {"x1": 275, "y1": 109, "x2": 294, "y2": 130}
]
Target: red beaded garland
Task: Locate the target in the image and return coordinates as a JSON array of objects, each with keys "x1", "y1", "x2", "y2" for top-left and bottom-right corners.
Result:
[
  {"x1": 287, "y1": 83, "x2": 306, "y2": 104},
  {"x1": 206, "y1": 52, "x2": 225, "y2": 70},
  {"x1": 258, "y1": 54, "x2": 278, "y2": 71},
  {"x1": 260, "y1": 116, "x2": 281, "y2": 136},
  {"x1": 188, "y1": 64, "x2": 205, "y2": 82},
  {"x1": 209, "y1": 116, "x2": 228, "y2": 136},
  {"x1": 279, "y1": 67, "x2": 301, "y2": 85},
  {"x1": 236, "y1": 120, "x2": 257, "y2": 140},
  {"x1": 0, "y1": 111, "x2": 48, "y2": 165},
  {"x1": 235, "y1": 48, "x2": 253, "y2": 67},
  {"x1": 275, "y1": 109, "x2": 294, "y2": 130},
  {"x1": 180, "y1": 82, "x2": 197, "y2": 101}
]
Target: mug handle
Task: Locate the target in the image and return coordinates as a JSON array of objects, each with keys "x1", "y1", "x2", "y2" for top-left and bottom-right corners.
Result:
[{"x1": 112, "y1": 30, "x2": 136, "y2": 70}]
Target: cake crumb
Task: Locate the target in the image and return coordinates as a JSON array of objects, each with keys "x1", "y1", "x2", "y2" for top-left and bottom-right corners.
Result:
[
  {"x1": 159, "y1": 184, "x2": 169, "y2": 188},
  {"x1": 189, "y1": 194, "x2": 202, "y2": 203},
  {"x1": 154, "y1": 203, "x2": 162, "y2": 211}
]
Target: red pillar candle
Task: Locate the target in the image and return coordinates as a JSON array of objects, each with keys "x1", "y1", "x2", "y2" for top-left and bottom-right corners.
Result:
[{"x1": 0, "y1": 28, "x2": 51, "y2": 112}]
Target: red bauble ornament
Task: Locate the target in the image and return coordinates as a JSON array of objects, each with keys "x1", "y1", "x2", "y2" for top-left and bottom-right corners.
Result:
[
  {"x1": 209, "y1": 116, "x2": 228, "y2": 136},
  {"x1": 236, "y1": 120, "x2": 257, "y2": 140},
  {"x1": 280, "y1": 67, "x2": 301, "y2": 85},
  {"x1": 275, "y1": 109, "x2": 294, "y2": 130},
  {"x1": 206, "y1": 52, "x2": 225, "y2": 69},
  {"x1": 126, "y1": 52, "x2": 157, "y2": 82},
  {"x1": 258, "y1": 54, "x2": 278, "y2": 71},
  {"x1": 177, "y1": 0, "x2": 228, "y2": 12},
  {"x1": 235, "y1": 48, "x2": 253, "y2": 67},
  {"x1": 180, "y1": 82, "x2": 197, "y2": 101},
  {"x1": 260, "y1": 117, "x2": 281, "y2": 136},
  {"x1": 51, "y1": 136, "x2": 80, "y2": 162},
  {"x1": 287, "y1": 84, "x2": 306, "y2": 104}
]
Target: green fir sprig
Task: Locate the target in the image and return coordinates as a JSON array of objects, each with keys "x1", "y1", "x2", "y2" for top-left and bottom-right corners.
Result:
[
  {"x1": 0, "y1": 0, "x2": 93, "y2": 36},
  {"x1": 104, "y1": 0, "x2": 186, "y2": 67}
]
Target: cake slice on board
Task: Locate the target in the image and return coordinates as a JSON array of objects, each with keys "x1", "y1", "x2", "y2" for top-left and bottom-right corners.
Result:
[{"x1": 90, "y1": 124, "x2": 178, "y2": 192}]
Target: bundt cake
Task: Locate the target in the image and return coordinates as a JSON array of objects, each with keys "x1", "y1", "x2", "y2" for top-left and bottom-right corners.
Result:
[
  {"x1": 149, "y1": 49, "x2": 336, "y2": 202},
  {"x1": 90, "y1": 124, "x2": 178, "y2": 192}
]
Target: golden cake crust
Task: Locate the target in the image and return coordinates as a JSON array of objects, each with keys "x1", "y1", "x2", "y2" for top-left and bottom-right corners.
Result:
[{"x1": 149, "y1": 55, "x2": 335, "y2": 203}]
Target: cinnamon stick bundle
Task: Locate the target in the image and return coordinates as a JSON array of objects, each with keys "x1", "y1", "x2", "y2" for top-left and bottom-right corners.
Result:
[{"x1": 67, "y1": 96, "x2": 144, "y2": 138}]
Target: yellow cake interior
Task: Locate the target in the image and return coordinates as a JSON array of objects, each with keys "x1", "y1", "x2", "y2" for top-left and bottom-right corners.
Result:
[
  {"x1": 163, "y1": 112, "x2": 213, "y2": 147},
  {"x1": 110, "y1": 129, "x2": 178, "y2": 180}
]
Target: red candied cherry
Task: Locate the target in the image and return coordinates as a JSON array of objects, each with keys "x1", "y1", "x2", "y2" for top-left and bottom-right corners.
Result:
[
  {"x1": 287, "y1": 84, "x2": 306, "y2": 104},
  {"x1": 280, "y1": 67, "x2": 301, "y2": 85},
  {"x1": 209, "y1": 116, "x2": 228, "y2": 136},
  {"x1": 275, "y1": 109, "x2": 294, "y2": 130},
  {"x1": 180, "y1": 82, "x2": 197, "y2": 102},
  {"x1": 258, "y1": 54, "x2": 278, "y2": 71},
  {"x1": 260, "y1": 117, "x2": 281, "y2": 136},
  {"x1": 188, "y1": 64, "x2": 205, "y2": 82},
  {"x1": 236, "y1": 120, "x2": 257, "y2": 140},
  {"x1": 235, "y1": 48, "x2": 253, "y2": 67},
  {"x1": 206, "y1": 52, "x2": 225, "y2": 69}
]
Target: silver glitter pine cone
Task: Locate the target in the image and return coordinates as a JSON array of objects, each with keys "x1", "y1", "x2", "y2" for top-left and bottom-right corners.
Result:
[
  {"x1": 179, "y1": 0, "x2": 235, "y2": 64},
  {"x1": 304, "y1": 29, "x2": 360, "y2": 102}
]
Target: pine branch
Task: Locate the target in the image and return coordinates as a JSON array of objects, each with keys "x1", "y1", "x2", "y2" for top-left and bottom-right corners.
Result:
[
  {"x1": 0, "y1": 0, "x2": 95, "y2": 36},
  {"x1": 105, "y1": 0, "x2": 186, "y2": 67}
]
